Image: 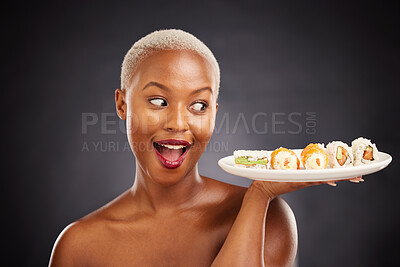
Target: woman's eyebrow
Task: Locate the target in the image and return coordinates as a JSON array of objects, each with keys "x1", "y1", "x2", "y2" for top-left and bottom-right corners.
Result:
[
  {"x1": 142, "y1": 82, "x2": 213, "y2": 95},
  {"x1": 142, "y1": 81, "x2": 170, "y2": 91},
  {"x1": 190, "y1": 87, "x2": 213, "y2": 95}
]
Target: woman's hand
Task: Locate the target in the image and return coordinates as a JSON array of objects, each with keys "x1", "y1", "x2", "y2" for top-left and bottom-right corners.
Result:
[
  {"x1": 250, "y1": 176, "x2": 364, "y2": 199},
  {"x1": 214, "y1": 176, "x2": 363, "y2": 267}
]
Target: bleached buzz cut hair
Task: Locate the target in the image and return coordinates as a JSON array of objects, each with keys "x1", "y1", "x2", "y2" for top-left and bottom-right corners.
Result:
[{"x1": 121, "y1": 29, "x2": 220, "y2": 96}]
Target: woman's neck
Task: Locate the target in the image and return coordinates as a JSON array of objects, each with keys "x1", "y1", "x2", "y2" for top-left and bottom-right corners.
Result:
[{"x1": 130, "y1": 164, "x2": 206, "y2": 215}]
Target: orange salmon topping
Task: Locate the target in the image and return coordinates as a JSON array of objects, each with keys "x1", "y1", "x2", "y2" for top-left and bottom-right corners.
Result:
[
  {"x1": 337, "y1": 146, "x2": 349, "y2": 166},
  {"x1": 270, "y1": 147, "x2": 300, "y2": 169},
  {"x1": 301, "y1": 143, "x2": 328, "y2": 169},
  {"x1": 363, "y1": 146, "x2": 374, "y2": 160},
  {"x1": 284, "y1": 159, "x2": 290, "y2": 166}
]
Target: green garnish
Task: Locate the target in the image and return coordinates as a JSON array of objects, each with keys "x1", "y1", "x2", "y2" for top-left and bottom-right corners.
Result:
[
  {"x1": 235, "y1": 157, "x2": 268, "y2": 165},
  {"x1": 336, "y1": 147, "x2": 343, "y2": 160}
]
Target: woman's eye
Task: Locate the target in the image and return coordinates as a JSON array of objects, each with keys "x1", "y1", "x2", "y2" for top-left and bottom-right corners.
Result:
[
  {"x1": 190, "y1": 102, "x2": 207, "y2": 112},
  {"x1": 149, "y1": 98, "x2": 167, "y2": 107}
]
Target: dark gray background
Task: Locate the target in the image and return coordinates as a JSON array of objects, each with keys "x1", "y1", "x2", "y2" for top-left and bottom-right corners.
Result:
[{"x1": 2, "y1": 0, "x2": 399, "y2": 266}]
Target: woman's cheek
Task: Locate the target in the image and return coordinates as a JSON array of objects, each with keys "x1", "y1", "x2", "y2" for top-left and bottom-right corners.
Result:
[
  {"x1": 126, "y1": 109, "x2": 161, "y2": 150},
  {"x1": 190, "y1": 115, "x2": 215, "y2": 141},
  {"x1": 126, "y1": 112, "x2": 139, "y2": 137},
  {"x1": 137, "y1": 110, "x2": 164, "y2": 135}
]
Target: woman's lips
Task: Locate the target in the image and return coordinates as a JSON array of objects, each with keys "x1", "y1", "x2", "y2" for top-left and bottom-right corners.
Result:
[{"x1": 153, "y1": 139, "x2": 192, "y2": 169}]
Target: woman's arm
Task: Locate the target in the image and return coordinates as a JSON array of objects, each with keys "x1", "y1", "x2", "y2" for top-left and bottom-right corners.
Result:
[
  {"x1": 211, "y1": 183, "x2": 275, "y2": 267},
  {"x1": 212, "y1": 177, "x2": 362, "y2": 266},
  {"x1": 211, "y1": 178, "x2": 355, "y2": 267}
]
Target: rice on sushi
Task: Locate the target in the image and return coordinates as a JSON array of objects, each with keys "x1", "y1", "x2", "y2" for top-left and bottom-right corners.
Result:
[
  {"x1": 234, "y1": 150, "x2": 268, "y2": 169},
  {"x1": 326, "y1": 141, "x2": 353, "y2": 168},
  {"x1": 352, "y1": 137, "x2": 379, "y2": 166}
]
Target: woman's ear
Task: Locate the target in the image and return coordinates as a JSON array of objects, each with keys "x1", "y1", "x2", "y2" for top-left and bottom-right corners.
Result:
[{"x1": 115, "y1": 89, "x2": 127, "y2": 120}]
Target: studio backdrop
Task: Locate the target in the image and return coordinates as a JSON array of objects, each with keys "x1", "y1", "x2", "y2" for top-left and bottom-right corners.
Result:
[{"x1": 2, "y1": 1, "x2": 399, "y2": 266}]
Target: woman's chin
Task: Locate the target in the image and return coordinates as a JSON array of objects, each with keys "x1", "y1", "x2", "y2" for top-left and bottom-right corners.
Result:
[
  {"x1": 145, "y1": 154, "x2": 198, "y2": 186},
  {"x1": 148, "y1": 167, "x2": 188, "y2": 187}
]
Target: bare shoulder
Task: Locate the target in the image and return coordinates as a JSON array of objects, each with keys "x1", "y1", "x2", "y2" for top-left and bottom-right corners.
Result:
[
  {"x1": 264, "y1": 197, "x2": 298, "y2": 267},
  {"x1": 199, "y1": 177, "x2": 247, "y2": 227},
  {"x1": 202, "y1": 176, "x2": 247, "y2": 198},
  {"x1": 49, "y1": 218, "x2": 102, "y2": 267},
  {"x1": 202, "y1": 177, "x2": 296, "y2": 230},
  {"x1": 49, "y1": 190, "x2": 133, "y2": 266}
]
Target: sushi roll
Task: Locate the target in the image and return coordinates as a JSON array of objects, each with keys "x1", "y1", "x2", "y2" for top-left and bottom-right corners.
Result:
[
  {"x1": 351, "y1": 137, "x2": 379, "y2": 166},
  {"x1": 326, "y1": 141, "x2": 353, "y2": 168},
  {"x1": 233, "y1": 150, "x2": 268, "y2": 169},
  {"x1": 301, "y1": 143, "x2": 328, "y2": 169},
  {"x1": 270, "y1": 147, "x2": 300, "y2": 170}
]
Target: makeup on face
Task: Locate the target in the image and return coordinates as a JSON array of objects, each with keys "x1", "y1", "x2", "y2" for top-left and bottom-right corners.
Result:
[
  {"x1": 153, "y1": 139, "x2": 192, "y2": 169},
  {"x1": 123, "y1": 50, "x2": 218, "y2": 183}
]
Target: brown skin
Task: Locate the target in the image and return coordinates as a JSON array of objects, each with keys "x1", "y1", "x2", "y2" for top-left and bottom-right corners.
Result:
[{"x1": 49, "y1": 50, "x2": 362, "y2": 267}]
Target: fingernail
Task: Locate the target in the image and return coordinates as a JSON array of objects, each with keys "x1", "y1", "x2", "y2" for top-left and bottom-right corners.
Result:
[
  {"x1": 349, "y1": 180, "x2": 360, "y2": 183},
  {"x1": 359, "y1": 178, "x2": 365, "y2": 182},
  {"x1": 328, "y1": 183, "x2": 337, "y2": 187}
]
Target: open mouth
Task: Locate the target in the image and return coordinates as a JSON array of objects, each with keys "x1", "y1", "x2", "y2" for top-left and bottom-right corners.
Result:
[{"x1": 153, "y1": 139, "x2": 192, "y2": 169}]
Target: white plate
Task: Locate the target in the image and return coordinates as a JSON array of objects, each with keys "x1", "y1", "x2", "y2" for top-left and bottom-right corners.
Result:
[{"x1": 218, "y1": 149, "x2": 392, "y2": 182}]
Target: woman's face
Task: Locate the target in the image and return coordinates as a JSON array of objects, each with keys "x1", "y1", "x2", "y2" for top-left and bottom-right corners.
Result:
[{"x1": 116, "y1": 50, "x2": 218, "y2": 186}]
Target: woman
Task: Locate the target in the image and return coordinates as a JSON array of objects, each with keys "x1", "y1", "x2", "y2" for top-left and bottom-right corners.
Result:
[{"x1": 49, "y1": 29, "x2": 362, "y2": 267}]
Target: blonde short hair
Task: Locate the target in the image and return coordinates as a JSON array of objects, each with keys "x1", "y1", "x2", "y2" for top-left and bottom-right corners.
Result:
[{"x1": 120, "y1": 29, "x2": 220, "y2": 96}]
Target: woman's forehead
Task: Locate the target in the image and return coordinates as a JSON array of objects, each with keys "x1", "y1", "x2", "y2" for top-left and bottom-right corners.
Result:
[{"x1": 129, "y1": 50, "x2": 218, "y2": 93}]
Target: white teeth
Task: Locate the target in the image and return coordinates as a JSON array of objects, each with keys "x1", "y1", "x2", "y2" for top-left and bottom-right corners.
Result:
[{"x1": 159, "y1": 144, "x2": 186, "y2": 149}]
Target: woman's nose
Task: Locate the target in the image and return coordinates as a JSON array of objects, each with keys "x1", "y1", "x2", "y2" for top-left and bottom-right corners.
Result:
[{"x1": 164, "y1": 104, "x2": 189, "y2": 132}]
